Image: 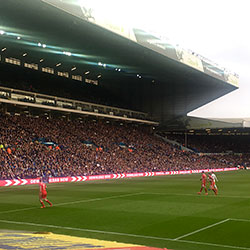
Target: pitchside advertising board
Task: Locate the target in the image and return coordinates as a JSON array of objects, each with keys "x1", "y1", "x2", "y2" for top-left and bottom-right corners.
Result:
[
  {"x1": 0, "y1": 168, "x2": 238, "y2": 187},
  {"x1": 42, "y1": 0, "x2": 239, "y2": 87}
]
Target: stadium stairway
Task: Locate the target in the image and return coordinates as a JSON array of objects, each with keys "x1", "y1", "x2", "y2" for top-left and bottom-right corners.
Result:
[{"x1": 155, "y1": 133, "x2": 194, "y2": 153}]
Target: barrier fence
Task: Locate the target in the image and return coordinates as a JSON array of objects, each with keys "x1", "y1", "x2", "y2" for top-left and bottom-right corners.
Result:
[{"x1": 0, "y1": 167, "x2": 238, "y2": 187}]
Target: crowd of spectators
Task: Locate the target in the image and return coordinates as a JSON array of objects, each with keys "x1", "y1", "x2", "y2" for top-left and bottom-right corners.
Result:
[
  {"x1": 165, "y1": 134, "x2": 250, "y2": 153},
  {"x1": 1, "y1": 114, "x2": 249, "y2": 180}
]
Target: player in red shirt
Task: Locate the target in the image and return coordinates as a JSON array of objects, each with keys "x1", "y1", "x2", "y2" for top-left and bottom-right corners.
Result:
[
  {"x1": 208, "y1": 173, "x2": 218, "y2": 195},
  {"x1": 198, "y1": 171, "x2": 208, "y2": 195},
  {"x1": 39, "y1": 178, "x2": 53, "y2": 208}
]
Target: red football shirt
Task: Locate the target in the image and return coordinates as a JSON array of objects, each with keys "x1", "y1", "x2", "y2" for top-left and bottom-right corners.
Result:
[
  {"x1": 202, "y1": 173, "x2": 207, "y2": 184},
  {"x1": 209, "y1": 175, "x2": 215, "y2": 185},
  {"x1": 39, "y1": 182, "x2": 47, "y2": 193}
]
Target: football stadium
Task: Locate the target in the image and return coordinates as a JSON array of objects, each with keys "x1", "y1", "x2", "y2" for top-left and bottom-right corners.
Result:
[{"x1": 0, "y1": 1, "x2": 249, "y2": 250}]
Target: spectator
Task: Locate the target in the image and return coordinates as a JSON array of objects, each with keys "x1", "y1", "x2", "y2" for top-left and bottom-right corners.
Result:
[{"x1": 0, "y1": 114, "x2": 249, "y2": 180}]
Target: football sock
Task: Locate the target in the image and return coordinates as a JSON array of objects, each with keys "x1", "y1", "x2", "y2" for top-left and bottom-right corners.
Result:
[{"x1": 45, "y1": 199, "x2": 52, "y2": 206}]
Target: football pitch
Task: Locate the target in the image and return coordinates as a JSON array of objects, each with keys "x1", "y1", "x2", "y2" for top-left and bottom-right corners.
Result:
[{"x1": 0, "y1": 170, "x2": 250, "y2": 250}]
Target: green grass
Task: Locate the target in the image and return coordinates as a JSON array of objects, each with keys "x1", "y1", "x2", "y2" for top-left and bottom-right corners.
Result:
[{"x1": 0, "y1": 170, "x2": 250, "y2": 250}]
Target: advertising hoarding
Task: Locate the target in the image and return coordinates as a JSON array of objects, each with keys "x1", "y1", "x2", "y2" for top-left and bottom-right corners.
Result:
[{"x1": 0, "y1": 167, "x2": 238, "y2": 187}]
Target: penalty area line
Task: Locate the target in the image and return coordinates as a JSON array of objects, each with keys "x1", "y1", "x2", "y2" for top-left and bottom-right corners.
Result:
[
  {"x1": 0, "y1": 219, "x2": 249, "y2": 250},
  {"x1": 0, "y1": 207, "x2": 38, "y2": 215},
  {"x1": 174, "y1": 218, "x2": 230, "y2": 240},
  {"x1": 177, "y1": 238, "x2": 250, "y2": 250},
  {"x1": 145, "y1": 192, "x2": 250, "y2": 199},
  {"x1": 0, "y1": 192, "x2": 144, "y2": 215},
  {"x1": 53, "y1": 192, "x2": 144, "y2": 207},
  {"x1": 229, "y1": 218, "x2": 250, "y2": 223}
]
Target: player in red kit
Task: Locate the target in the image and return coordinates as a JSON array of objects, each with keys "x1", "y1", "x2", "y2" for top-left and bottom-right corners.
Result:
[
  {"x1": 39, "y1": 178, "x2": 53, "y2": 208},
  {"x1": 198, "y1": 171, "x2": 208, "y2": 195},
  {"x1": 208, "y1": 173, "x2": 218, "y2": 195}
]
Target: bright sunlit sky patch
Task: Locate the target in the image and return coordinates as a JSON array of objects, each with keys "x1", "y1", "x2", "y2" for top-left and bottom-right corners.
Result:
[{"x1": 78, "y1": 0, "x2": 249, "y2": 118}]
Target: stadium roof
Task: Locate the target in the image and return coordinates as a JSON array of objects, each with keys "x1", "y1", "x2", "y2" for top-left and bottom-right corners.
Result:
[
  {"x1": 210, "y1": 118, "x2": 250, "y2": 128},
  {"x1": 0, "y1": 0, "x2": 238, "y2": 124}
]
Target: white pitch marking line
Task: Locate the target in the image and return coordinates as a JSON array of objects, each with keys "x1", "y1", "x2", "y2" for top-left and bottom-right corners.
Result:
[
  {"x1": 53, "y1": 192, "x2": 144, "y2": 207},
  {"x1": 178, "y1": 238, "x2": 250, "y2": 250},
  {"x1": 174, "y1": 218, "x2": 230, "y2": 240},
  {"x1": 0, "y1": 219, "x2": 249, "y2": 250},
  {"x1": 230, "y1": 218, "x2": 250, "y2": 223},
  {"x1": 145, "y1": 192, "x2": 250, "y2": 199},
  {"x1": 0, "y1": 219, "x2": 174, "y2": 241},
  {"x1": 0, "y1": 207, "x2": 37, "y2": 214},
  {"x1": 0, "y1": 192, "x2": 144, "y2": 215}
]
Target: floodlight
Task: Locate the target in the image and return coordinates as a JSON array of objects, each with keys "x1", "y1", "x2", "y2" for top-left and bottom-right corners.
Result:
[{"x1": 63, "y1": 51, "x2": 72, "y2": 56}]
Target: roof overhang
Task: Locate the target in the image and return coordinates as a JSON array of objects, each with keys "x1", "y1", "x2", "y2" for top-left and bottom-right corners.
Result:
[{"x1": 0, "y1": 0, "x2": 238, "y2": 122}]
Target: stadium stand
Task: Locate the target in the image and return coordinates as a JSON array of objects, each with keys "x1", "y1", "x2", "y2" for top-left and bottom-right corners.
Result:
[
  {"x1": 1, "y1": 113, "x2": 249, "y2": 180},
  {"x1": 164, "y1": 133, "x2": 250, "y2": 153},
  {"x1": 0, "y1": 0, "x2": 246, "y2": 181},
  {"x1": 0, "y1": 63, "x2": 130, "y2": 110}
]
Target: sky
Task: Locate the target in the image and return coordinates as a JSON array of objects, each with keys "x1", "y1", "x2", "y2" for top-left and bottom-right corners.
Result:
[{"x1": 78, "y1": 0, "x2": 250, "y2": 118}]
